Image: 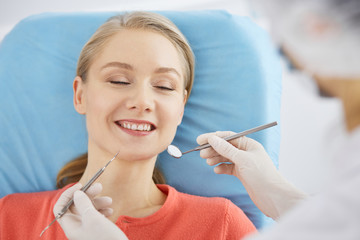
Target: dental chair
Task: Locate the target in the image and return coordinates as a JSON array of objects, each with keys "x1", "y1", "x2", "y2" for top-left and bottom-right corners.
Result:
[{"x1": 0, "y1": 10, "x2": 281, "y2": 228}]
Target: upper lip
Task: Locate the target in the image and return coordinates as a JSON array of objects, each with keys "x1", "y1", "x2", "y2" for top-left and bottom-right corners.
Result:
[{"x1": 115, "y1": 119, "x2": 157, "y2": 130}]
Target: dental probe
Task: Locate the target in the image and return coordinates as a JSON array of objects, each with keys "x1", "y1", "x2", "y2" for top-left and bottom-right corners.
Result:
[
  {"x1": 39, "y1": 151, "x2": 119, "y2": 237},
  {"x1": 167, "y1": 121, "x2": 277, "y2": 158}
]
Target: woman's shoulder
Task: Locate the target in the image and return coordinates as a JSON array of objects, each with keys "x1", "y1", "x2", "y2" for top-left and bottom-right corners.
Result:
[
  {"x1": 0, "y1": 186, "x2": 71, "y2": 239},
  {"x1": 0, "y1": 187, "x2": 66, "y2": 217},
  {"x1": 159, "y1": 184, "x2": 257, "y2": 237},
  {"x1": 0, "y1": 184, "x2": 75, "y2": 220},
  {"x1": 162, "y1": 184, "x2": 233, "y2": 206},
  {"x1": 1, "y1": 187, "x2": 65, "y2": 207},
  {"x1": 160, "y1": 184, "x2": 246, "y2": 217}
]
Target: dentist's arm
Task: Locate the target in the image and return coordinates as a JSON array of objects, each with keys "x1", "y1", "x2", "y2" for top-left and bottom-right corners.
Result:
[
  {"x1": 197, "y1": 132, "x2": 307, "y2": 220},
  {"x1": 54, "y1": 183, "x2": 129, "y2": 240}
]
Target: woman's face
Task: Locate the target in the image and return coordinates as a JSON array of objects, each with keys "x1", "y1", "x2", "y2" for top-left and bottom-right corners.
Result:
[{"x1": 74, "y1": 29, "x2": 187, "y2": 161}]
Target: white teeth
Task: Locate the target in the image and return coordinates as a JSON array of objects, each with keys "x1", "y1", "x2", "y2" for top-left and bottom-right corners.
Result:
[{"x1": 121, "y1": 122, "x2": 152, "y2": 131}]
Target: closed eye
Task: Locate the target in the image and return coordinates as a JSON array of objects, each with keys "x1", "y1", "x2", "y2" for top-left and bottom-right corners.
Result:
[
  {"x1": 155, "y1": 86, "x2": 174, "y2": 91},
  {"x1": 110, "y1": 81, "x2": 130, "y2": 85}
]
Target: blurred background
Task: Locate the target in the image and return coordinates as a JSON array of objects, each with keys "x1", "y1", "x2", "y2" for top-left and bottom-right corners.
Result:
[{"x1": 0, "y1": 0, "x2": 345, "y2": 195}]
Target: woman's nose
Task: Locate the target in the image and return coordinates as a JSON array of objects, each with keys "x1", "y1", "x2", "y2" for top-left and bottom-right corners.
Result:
[{"x1": 125, "y1": 85, "x2": 154, "y2": 112}]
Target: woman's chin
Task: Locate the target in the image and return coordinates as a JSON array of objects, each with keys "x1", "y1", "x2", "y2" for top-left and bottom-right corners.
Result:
[{"x1": 117, "y1": 151, "x2": 158, "y2": 162}]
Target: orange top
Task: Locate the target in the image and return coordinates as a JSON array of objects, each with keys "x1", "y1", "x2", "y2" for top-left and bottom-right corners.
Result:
[{"x1": 0, "y1": 184, "x2": 256, "y2": 240}]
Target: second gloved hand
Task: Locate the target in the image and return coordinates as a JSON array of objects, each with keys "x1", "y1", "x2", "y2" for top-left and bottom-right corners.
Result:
[{"x1": 197, "y1": 132, "x2": 307, "y2": 220}]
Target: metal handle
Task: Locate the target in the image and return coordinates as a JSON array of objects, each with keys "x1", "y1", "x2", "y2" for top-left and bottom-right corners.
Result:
[
  {"x1": 183, "y1": 121, "x2": 277, "y2": 154},
  {"x1": 40, "y1": 152, "x2": 119, "y2": 237}
]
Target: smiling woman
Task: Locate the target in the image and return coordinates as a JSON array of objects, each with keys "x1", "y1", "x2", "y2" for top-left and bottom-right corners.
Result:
[
  {"x1": 57, "y1": 26, "x2": 190, "y2": 187},
  {"x1": 0, "y1": 11, "x2": 257, "y2": 240}
]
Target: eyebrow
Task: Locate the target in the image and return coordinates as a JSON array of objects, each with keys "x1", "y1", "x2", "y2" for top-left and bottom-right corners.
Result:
[
  {"x1": 100, "y1": 61, "x2": 181, "y2": 77},
  {"x1": 101, "y1": 62, "x2": 133, "y2": 70},
  {"x1": 154, "y1": 67, "x2": 181, "y2": 78}
]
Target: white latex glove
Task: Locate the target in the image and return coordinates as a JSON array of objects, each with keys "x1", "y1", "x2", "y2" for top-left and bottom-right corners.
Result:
[
  {"x1": 54, "y1": 183, "x2": 128, "y2": 240},
  {"x1": 197, "y1": 132, "x2": 308, "y2": 220}
]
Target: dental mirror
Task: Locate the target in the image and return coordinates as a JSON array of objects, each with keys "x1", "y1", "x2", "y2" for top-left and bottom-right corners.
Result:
[{"x1": 167, "y1": 121, "x2": 277, "y2": 159}]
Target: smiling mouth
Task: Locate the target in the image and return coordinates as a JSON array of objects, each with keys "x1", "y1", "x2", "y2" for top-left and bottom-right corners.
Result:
[{"x1": 116, "y1": 120, "x2": 156, "y2": 132}]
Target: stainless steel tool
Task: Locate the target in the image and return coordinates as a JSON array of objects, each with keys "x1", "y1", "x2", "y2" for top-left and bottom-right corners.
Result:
[
  {"x1": 39, "y1": 151, "x2": 119, "y2": 237},
  {"x1": 167, "y1": 122, "x2": 277, "y2": 158}
]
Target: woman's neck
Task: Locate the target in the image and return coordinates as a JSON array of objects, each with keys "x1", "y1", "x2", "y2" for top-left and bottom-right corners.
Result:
[
  {"x1": 341, "y1": 84, "x2": 360, "y2": 131},
  {"x1": 79, "y1": 148, "x2": 166, "y2": 221},
  {"x1": 315, "y1": 77, "x2": 360, "y2": 132}
]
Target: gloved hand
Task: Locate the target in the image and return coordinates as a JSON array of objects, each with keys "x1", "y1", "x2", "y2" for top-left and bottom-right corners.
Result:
[
  {"x1": 54, "y1": 183, "x2": 129, "y2": 240},
  {"x1": 197, "y1": 132, "x2": 308, "y2": 220}
]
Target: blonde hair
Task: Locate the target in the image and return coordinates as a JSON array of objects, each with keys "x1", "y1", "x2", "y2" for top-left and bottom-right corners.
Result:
[
  {"x1": 78, "y1": 11, "x2": 194, "y2": 99},
  {"x1": 57, "y1": 153, "x2": 166, "y2": 188},
  {"x1": 57, "y1": 11, "x2": 195, "y2": 188}
]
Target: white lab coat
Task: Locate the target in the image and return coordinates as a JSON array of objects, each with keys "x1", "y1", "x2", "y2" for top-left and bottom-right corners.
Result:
[{"x1": 246, "y1": 126, "x2": 360, "y2": 240}]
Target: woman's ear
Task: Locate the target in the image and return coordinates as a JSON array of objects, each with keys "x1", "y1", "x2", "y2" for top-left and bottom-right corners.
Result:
[
  {"x1": 183, "y1": 89, "x2": 188, "y2": 104},
  {"x1": 73, "y1": 76, "x2": 86, "y2": 115},
  {"x1": 177, "y1": 89, "x2": 188, "y2": 126}
]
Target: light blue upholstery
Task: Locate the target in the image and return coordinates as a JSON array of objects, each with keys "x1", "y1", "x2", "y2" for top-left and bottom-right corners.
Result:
[{"x1": 0, "y1": 10, "x2": 281, "y2": 228}]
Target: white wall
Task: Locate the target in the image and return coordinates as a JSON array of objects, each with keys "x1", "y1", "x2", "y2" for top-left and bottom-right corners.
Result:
[
  {"x1": 0, "y1": 0, "x2": 252, "y2": 40},
  {"x1": 0, "y1": 0, "x2": 341, "y2": 195}
]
